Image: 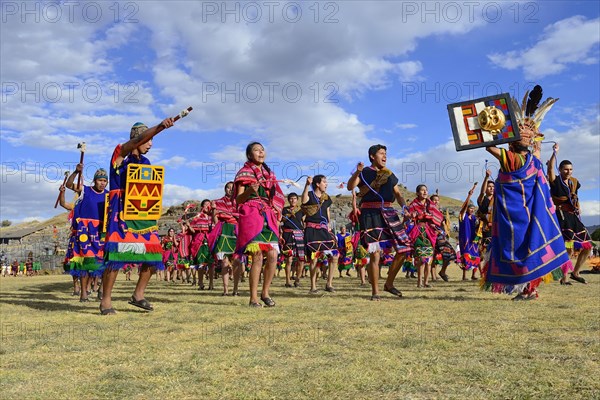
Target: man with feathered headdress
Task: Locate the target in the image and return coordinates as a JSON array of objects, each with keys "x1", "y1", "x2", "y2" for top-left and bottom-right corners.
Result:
[{"x1": 482, "y1": 85, "x2": 573, "y2": 300}]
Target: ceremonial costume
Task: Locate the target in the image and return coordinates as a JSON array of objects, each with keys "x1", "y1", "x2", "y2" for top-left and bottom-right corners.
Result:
[
  {"x1": 458, "y1": 212, "x2": 480, "y2": 271},
  {"x1": 209, "y1": 195, "x2": 238, "y2": 259},
  {"x1": 161, "y1": 235, "x2": 179, "y2": 269},
  {"x1": 483, "y1": 149, "x2": 573, "y2": 293},
  {"x1": 407, "y1": 198, "x2": 444, "y2": 264},
  {"x1": 70, "y1": 184, "x2": 108, "y2": 277},
  {"x1": 337, "y1": 231, "x2": 354, "y2": 271},
  {"x1": 103, "y1": 145, "x2": 164, "y2": 271},
  {"x1": 549, "y1": 176, "x2": 592, "y2": 251},
  {"x1": 476, "y1": 194, "x2": 494, "y2": 254},
  {"x1": 357, "y1": 167, "x2": 411, "y2": 254},
  {"x1": 234, "y1": 162, "x2": 284, "y2": 254},
  {"x1": 302, "y1": 192, "x2": 337, "y2": 259},
  {"x1": 281, "y1": 205, "x2": 306, "y2": 261},
  {"x1": 433, "y1": 233, "x2": 457, "y2": 267},
  {"x1": 189, "y1": 211, "x2": 213, "y2": 265}
]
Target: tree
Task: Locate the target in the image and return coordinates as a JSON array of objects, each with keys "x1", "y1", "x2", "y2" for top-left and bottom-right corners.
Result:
[
  {"x1": 591, "y1": 228, "x2": 600, "y2": 242},
  {"x1": 1, "y1": 220, "x2": 11, "y2": 227}
]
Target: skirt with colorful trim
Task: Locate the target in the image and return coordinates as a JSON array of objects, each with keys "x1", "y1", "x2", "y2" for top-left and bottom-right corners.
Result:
[
  {"x1": 305, "y1": 226, "x2": 337, "y2": 259},
  {"x1": 557, "y1": 210, "x2": 593, "y2": 250},
  {"x1": 213, "y1": 222, "x2": 237, "y2": 260},
  {"x1": 244, "y1": 221, "x2": 280, "y2": 254},
  {"x1": 104, "y1": 218, "x2": 164, "y2": 271}
]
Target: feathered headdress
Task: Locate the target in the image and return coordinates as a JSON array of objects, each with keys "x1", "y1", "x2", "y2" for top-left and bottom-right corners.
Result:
[{"x1": 510, "y1": 85, "x2": 559, "y2": 148}]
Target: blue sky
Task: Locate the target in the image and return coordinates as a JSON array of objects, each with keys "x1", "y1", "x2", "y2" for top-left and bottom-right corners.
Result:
[{"x1": 1, "y1": 1, "x2": 599, "y2": 226}]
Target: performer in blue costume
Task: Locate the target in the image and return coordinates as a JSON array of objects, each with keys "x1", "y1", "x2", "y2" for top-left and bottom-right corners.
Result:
[
  {"x1": 483, "y1": 86, "x2": 573, "y2": 300},
  {"x1": 66, "y1": 165, "x2": 108, "y2": 302},
  {"x1": 100, "y1": 118, "x2": 174, "y2": 315}
]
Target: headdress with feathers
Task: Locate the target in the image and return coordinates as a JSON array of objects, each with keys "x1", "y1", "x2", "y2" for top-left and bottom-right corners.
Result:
[{"x1": 510, "y1": 85, "x2": 558, "y2": 148}]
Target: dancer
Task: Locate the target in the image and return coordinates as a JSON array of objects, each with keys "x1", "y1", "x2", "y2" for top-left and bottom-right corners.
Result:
[
  {"x1": 458, "y1": 184, "x2": 481, "y2": 281},
  {"x1": 187, "y1": 200, "x2": 213, "y2": 289},
  {"x1": 281, "y1": 192, "x2": 306, "y2": 288},
  {"x1": 407, "y1": 185, "x2": 444, "y2": 288},
  {"x1": 100, "y1": 118, "x2": 174, "y2": 315},
  {"x1": 548, "y1": 143, "x2": 593, "y2": 284},
  {"x1": 336, "y1": 225, "x2": 353, "y2": 278},
  {"x1": 210, "y1": 183, "x2": 239, "y2": 295},
  {"x1": 66, "y1": 165, "x2": 109, "y2": 302},
  {"x1": 234, "y1": 142, "x2": 285, "y2": 307},
  {"x1": 482, "y1": 86, "x2": 572, "y2": 299},
  {"x1": 161, "y1": 228, "x2": 179, "y2": 283},
  {"x1": 476, "y1": 170, "x2": 495, "y2": 259},
  {"x1": 302, "y1": 175, "x2": 339, "y2": 294},
  {"x1": 348, "y1": 145, "x2": 411, "y2": 299}
]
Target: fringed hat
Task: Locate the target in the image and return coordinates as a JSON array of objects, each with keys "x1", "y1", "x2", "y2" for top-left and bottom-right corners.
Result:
[
  {"x1": 130, "y1": 122, "x2": 148, "y2": 139},
  {"x1": 511, "y1": 85, "x2": 559, "y2": 149}
]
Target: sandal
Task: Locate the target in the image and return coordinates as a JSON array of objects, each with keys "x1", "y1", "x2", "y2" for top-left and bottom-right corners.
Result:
[
  {"x1": 370, "y1": 295, "x2": 381, "y2": 301},
  {"x1": 325, "y1": 285, "x2": 336, "y2": 293},
  {"x1": 570, "y1": 273, "x2": 587, "y2": 284},
  {"x1": 128, "y1": 296, "x2": 154, "y2": 311},
  {"x1": 232, "y1": 291, "x2": 239, "y2": 296},
  {"x1": 284, "y1": 283, "x2": 293, "y2": 288},
  {"x1": 293, "y1": 281, "x2": 300, "y2": 288},
  {"x1": 560, "y1": 280, "x2": 572, "y2": 285},
  {"x1": 309, "y1": 289, "x2": 320, "y2": 295},
  {"x1": 249, "y1": 301, "x2": 263, "y2": 308},
  {"x1": 99, "y1": 305, "x2": 116, "y2": 315},
  {"x1": 383, "y1": 286, "x2": 403, "y2": 297},
  {"x1": 261, "y1": 297, "x2": 276, "y2": 307},
  {"x1": 439, "y1": 273, "x2": 449, "y2": 282},
  {"x1": 79, "y1": 298, "x2": 90, "y2": 303}
]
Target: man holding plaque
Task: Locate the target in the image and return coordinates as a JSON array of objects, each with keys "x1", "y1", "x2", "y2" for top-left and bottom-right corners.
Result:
[{"x1": 100, "y1": 119, "x2": 173, "y2": 315}]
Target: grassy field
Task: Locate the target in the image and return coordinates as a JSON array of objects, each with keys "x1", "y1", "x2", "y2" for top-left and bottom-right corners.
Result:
[{"x1": 1, "y1": 265, "x2": 598, "y2": 400}]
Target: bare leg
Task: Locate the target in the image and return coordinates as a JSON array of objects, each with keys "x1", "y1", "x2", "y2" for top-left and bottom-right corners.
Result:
[
  {"x1": 261, "y1": 249, "x2": 277, "y2": 300},
  {"x1": 309, "y1": 258, "x2": 319, "y2": 292},
  {"x1": 100, "y1": 269, "x2": 120, "y2": 310},
  {"x1": 384, "y1": 253, "x2": 404, "y2": 290},
  {"x1": 249, "y1": 251, "x2": 264, "y2": 304},
  {"x1": 368, "y1": 252, "x2": 381, "y2": 296},
  {"x1": 327, "y1": 255, "x2": 338, "y2": 289},
  {"x1": 132, "y1": 265, "x2": 155, "y2": 301}
]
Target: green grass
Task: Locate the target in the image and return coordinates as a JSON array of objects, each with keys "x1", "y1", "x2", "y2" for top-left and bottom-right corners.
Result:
[{"x1": 1, "y1": 265, "x2": 599, "y2": 400}]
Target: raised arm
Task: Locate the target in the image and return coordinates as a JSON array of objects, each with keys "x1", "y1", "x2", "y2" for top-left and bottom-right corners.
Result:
[
  {"x1": 301, "y1": 176, "x2": 313, "y2": 205},
  {"x1": 547, "y1": 143, "x2": 559, "y2": 182},
  {"x1": 65, "y1": 164, "x2": 83, "y2": 194},
  {"x1": 477, "y1": 169, "x2": 491, "y2": 204},
  {"x1": 347, "y1": 162, "x2": 364, "y2": 191},
  {"x1": 58, "y1": 185, "x2": 73, "y2": 211},
  {"x1": 459, "y1": 183, "x2": 477, "y2": 219},
  {"x1": 114, "y1": 118, "x2": 174, "y2": 167},
  {"x1": 485, "y1": 145, "x2": 502, "y2": 162}
]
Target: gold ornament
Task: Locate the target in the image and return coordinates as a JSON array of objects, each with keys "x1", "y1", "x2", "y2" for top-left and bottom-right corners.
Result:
[{"x1": 478, "y1": 106, "x2": 506, "y2": 133}]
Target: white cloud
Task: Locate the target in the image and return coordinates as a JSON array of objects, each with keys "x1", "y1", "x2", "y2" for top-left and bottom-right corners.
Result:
[
  {"x1": 396, "y1": 123, "x2": 418, "y2": 130},
  {"x1": 488, "y1": 16, "x2": 600, "y2": 79},
  {"x1": 580, "y1": 200, "x2": 600, "y2": 218}
]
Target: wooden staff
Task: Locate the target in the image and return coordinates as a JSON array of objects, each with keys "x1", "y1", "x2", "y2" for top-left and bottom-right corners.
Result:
[
  {"x1": 54, "y1": 171, "x2": 69, "y2": 208},
  {"x1": 76, "y1": 142, "x2": 86, "y2": 189},
  {"x1": 172, "y1": 106, "x2": 193, "y2": 122}
]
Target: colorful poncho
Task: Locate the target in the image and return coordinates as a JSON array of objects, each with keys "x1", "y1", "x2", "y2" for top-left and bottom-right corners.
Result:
[
  {"x1": 104, "y1": 145, "x2": 164, "y2": 270},
  {"x1": 234, "y1": 162, "x2": 285, "y2": 254},
  {"x1": 70, "y1": 185, "x2": 108, "y2": 277},
  {"x1": 483, "y1": 153, "x2": 573, "y2": 293}
]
